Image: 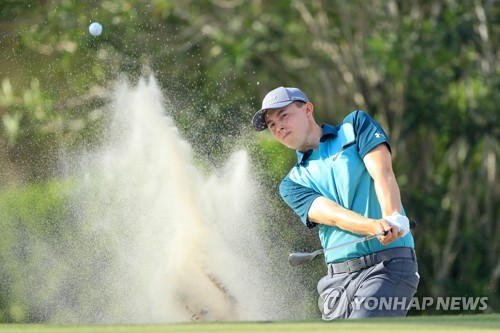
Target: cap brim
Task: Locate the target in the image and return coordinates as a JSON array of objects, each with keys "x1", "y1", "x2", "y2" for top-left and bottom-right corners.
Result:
[
  {"x1": 252, "y1": 109, "x2": 267, "y2": 131},
  {"x1": 251, "y1": 100, "x2": 294, "y2": 131}
]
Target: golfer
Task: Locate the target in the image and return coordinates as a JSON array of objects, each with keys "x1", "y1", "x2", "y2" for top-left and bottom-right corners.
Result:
[{"x1": 252, "y1": 87, "x2": 419, "y2": 319}]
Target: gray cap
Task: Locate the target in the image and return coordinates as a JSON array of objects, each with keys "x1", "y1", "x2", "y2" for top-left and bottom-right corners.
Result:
[{"x1": 252, "y1": 87, "x2": 309, "y2": 131}]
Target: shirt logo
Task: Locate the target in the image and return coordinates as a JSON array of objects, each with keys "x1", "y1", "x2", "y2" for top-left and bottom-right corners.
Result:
[{"x1": 374, "y1": 132, "x2": 385, "y2": 139}]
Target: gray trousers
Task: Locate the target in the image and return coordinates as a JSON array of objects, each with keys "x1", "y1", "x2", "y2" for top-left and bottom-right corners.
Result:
[{"x1": 317, "y1": 248, "x2": 420, "y2": 320}]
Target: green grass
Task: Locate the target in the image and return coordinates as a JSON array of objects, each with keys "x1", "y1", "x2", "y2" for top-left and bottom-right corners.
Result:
[{"x1": 0, "y1": 314, "x2": 498, "y2": 333}]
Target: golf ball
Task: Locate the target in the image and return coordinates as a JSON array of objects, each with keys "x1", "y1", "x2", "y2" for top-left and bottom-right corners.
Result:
[{"x1": 88, "y1": 22, "x2": 102, "y2": 36}]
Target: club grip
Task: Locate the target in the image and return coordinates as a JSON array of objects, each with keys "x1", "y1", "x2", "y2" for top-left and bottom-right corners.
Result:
[{"x1": 382, "y1": 220, "x2": 417, "y2": 236}]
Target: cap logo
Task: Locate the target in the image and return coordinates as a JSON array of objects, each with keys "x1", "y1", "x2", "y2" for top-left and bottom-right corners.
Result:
[{"x1": 264, "y1": 95, "x2": 277, "y2": 103}]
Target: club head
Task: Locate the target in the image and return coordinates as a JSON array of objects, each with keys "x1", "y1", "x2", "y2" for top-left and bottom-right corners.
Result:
[{"x1": 288, "y1": 252, "x2": 318, "y2": 266}]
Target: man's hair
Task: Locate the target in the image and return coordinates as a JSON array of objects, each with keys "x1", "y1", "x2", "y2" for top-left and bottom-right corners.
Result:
[{"x1": 293, "y1": 100, "x2": 315, "y2": 120}]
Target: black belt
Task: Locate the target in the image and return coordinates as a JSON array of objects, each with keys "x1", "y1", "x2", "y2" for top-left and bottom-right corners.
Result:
[{"x1": 327, "y1": 247, "x2": 415, "y2": 275}]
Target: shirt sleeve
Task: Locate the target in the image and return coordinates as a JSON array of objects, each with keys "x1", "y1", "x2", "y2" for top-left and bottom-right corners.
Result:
[
  {"x1": 279, "y1": 176, "x2": 321, "y2": 229},
  {"x1": 349, "y1": 110, "x2": 391, "y2": 158}
]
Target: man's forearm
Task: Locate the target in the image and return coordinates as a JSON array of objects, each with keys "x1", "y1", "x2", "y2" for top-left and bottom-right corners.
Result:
[
  {"x1": 363, "y1": 144, "x2": 403, "y2": 217},
  {"x1": 307, "y1": 196, "x2": 377, "y2": 235},
  {"x1": 373, "y1": 170, "x2": 403, "y2": 217}
]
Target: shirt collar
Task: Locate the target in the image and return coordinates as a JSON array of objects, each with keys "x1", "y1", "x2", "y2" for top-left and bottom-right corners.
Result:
[
  {"x1": 296, "y1": 124, "x2": 338, "y2": 165},
  {"x1": 296, "y1": 149, "x2": 313, "y2": 165},
  {"x1": 320, "y1": 123, "x2": 338, "y2": 141}
]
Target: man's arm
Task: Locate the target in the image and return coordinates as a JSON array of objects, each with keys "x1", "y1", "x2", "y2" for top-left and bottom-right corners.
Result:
[
  {"x1": 363, "y1": 143, "x2": 406, "y2": 243},
  {"x1": 363, "y1": 143, "x2": 402, "y2": 216},
  {"x1": 281, "y1": 176, "x2": 389, "y2": 235},
  {"x1": 307, "y1": 196, "x2": 390, "y2": 236}
]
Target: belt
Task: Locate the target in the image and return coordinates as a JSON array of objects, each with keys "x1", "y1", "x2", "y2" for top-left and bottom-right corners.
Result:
[{"x1": 327, "y1": 247, "x2": 415, "y2": 275}]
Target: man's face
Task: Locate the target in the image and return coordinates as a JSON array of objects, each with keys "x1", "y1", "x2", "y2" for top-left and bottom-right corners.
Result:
[{"x1": 265, "y1": 102, "x2": 311, "y2": 150}]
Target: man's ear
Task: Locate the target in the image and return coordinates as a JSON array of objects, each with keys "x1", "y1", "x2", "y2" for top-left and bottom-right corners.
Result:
[{"x1": 305, "y1": 102, "x2": 314, "y2": 116}]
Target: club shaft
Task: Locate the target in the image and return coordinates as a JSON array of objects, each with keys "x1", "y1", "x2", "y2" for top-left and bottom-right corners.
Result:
[
  {"x1": 321, "y1": 231, "x2": 385, "y2": 255},
  {"x1": 287, "y1": 231, "x2": 385, "y2": 266},
  {"x1": 288, "y1": 220, "x2": 417, "y2": 266}
]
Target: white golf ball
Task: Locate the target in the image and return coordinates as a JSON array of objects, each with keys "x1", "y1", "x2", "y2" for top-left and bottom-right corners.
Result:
[{"x1": 88, "y1": 22, "x2": 102, "y2": 36}]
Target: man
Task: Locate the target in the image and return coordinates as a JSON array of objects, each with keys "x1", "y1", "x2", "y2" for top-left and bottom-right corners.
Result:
[{"x1": 252, "y1": 87, "x2": 419, "y2": 319}]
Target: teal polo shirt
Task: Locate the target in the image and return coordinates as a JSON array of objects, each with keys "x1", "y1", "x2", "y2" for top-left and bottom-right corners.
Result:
[{"x1": 279, "y1": 110, "x2": 414, "y2": 263}]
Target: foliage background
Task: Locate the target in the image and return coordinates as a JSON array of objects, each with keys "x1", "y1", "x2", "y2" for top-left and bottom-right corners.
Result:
[{"x1": 0, "y1": 0, "x2": 498, "y2": 322}]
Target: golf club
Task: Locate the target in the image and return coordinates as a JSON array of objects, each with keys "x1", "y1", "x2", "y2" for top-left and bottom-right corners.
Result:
[{"x1": 288, "y1": 220, "x2": 417, "y2": 266}]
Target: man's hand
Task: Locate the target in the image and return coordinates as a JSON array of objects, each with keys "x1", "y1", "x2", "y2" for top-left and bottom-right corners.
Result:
[
  {"x1": 373, "y1": 218, "x2": 405, "y2": 245},
  {"x1": 385, "y1": 212, "x2": 410, "y2": 236}
]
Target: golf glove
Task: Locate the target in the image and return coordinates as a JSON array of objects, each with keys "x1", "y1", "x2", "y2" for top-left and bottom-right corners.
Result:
[{"x1": 385, "y1": 212, "x2": 410, "y2": 236}]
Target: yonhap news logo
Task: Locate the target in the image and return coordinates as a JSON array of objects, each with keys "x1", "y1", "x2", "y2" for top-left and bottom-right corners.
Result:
[
  {"x1": 348, "y1": 296, "x2": 489, "y2": 311},
  {"x1": 319, "y1": 288, "x2": 488, "y2": 319},
  {"x1": 319, "y1": 286, "x2": 348, "y2": 320}
]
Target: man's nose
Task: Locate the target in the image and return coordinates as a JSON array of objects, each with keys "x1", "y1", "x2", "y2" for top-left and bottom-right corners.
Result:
[{"x1": 276, "y1": 120, "x2": 285, "y2": 132}]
